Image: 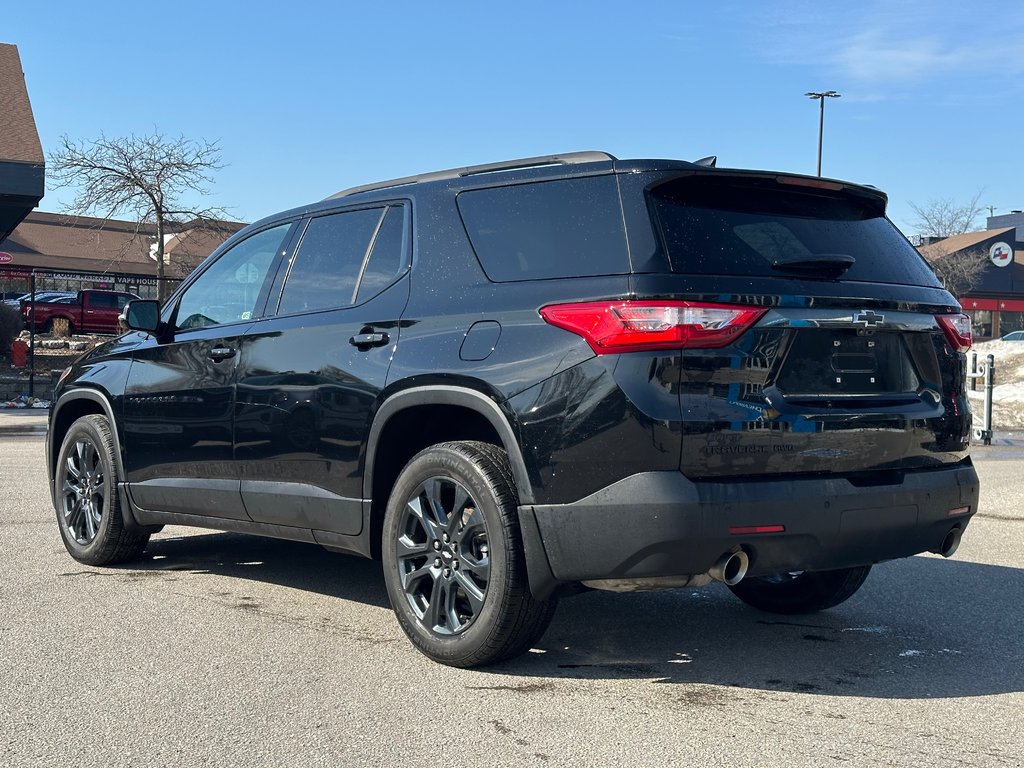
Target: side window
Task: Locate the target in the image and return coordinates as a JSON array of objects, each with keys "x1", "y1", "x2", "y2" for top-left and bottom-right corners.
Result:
[
  {"x1": 354, "y1": 206, "x2": 406, "y2": 305},
  {"x1": 277, "y1": 208, "x2": 383, "y2": 315},
  {"x1": 90, "y1": 293, "x2": 116, "y2": 309},
  {"x1": 174, "y1": 224, "x2": 290, "y2": 331},
  {"x1": 457, "y1": 176, "x2": 629, "y2": 281}
]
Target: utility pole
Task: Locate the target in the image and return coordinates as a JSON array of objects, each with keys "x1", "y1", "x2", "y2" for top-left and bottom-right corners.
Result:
[{"x1": 805, "y1": 91, "x2": 841, "y2": 176}]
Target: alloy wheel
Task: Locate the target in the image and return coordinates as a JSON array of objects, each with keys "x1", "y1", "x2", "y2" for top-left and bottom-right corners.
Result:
[
  {"x1": 394, "y1": 476, "x2": 490, "y2": 635},
  {"x1": 60, "y1": 437, "x2": 107, "y2": 545}
]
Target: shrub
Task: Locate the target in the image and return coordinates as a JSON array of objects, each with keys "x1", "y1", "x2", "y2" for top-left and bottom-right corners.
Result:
[{"x1": 0, "y1": 303, "x2": 23, "y2": 360}]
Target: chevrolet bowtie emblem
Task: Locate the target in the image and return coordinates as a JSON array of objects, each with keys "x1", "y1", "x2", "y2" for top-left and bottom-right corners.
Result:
[{"x1": 854, "y1": 310, "x2": 884, "y2": 326}]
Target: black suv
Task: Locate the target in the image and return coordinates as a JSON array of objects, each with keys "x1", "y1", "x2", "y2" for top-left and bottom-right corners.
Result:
[{"x1": 47, "y1": 152, "x2": 979, "y2": 667}]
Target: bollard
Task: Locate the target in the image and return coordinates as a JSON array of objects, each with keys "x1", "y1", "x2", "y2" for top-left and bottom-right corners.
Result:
[
  {"x1": 968, "y1": 353, "x2": 995, "y2": 445},
  {"x1": 984, "y1": 354, "x2": 995, "y2": 446}
]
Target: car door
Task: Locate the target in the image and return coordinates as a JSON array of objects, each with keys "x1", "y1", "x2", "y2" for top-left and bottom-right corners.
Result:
[
  {"x1": 122, "y1": 222, "x2": 294, "y2": 521},
  {"x1": 234, "y1": 203, "x2": 410, "y2": 535}
]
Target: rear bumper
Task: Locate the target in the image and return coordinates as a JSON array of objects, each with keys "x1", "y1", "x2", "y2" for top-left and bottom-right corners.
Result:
[{"x1": 520, "y1": 462, "x2": 979, "y2": 588}]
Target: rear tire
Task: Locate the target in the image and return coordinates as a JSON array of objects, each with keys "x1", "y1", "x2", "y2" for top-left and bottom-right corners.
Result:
[
  {"x1": 54, "y1": 414, "x2": 149, "y2": 565},
  {"x1": 382, "y1": 441, "x2": 556, "y2": 667},
  {"x1": 727, "y1": 565, "x2": 871, "y2": 614}
]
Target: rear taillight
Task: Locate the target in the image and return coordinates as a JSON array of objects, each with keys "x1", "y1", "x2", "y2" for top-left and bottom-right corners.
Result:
[
  {"x1": 936, "y1": 313, "x2": 972, "y2": 352},
  {"x1": 539, "y1": 300, "x2": 766, "y2": 354}
]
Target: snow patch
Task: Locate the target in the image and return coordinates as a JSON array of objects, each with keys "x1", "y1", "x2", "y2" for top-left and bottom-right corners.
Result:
[{"x1": 967, "y1": 340, "x2": 1024, "y2": 427}]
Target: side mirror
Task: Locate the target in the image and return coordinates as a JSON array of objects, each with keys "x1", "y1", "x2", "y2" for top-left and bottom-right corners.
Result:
[{"x1": 122, "y1": 300, "x2": 160, "y2": 333}]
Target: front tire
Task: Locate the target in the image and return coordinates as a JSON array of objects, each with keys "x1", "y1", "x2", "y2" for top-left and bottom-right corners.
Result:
[
  {"x1": 382, "y1": 441, "x2": 556, "y2": 667},
  {"x1": 727, "y1": 565, "x2": 871, "y2": 614},
  {"x1": 54, "y1": 414, "x2": 149, "y2": 565}
]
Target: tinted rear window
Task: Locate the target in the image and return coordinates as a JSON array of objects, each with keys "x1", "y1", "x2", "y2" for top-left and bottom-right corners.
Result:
[
  {"x1": 458, "y1": 176, "x2": 629, "y2": 281},
  {"x1": 649, "y1": 176, "x2": 941, "y2": 287}
]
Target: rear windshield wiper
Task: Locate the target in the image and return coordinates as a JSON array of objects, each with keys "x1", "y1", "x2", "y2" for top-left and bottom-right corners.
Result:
[{"x1": 771, "y1": 253, "x2": 855, "y2": 277}]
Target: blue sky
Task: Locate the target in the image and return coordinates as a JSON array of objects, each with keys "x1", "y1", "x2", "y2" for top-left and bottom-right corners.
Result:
[{"x1": 5, "y1": 1, "x2": 1022, "y2": 235}]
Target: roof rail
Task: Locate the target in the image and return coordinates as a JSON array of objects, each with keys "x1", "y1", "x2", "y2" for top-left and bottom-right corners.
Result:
[{"x1": 325, "y1": 151, "x2": 617, "y2": 200}]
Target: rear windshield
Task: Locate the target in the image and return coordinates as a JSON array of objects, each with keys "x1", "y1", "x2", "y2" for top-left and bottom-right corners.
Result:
[
  {"x1": 649, "y1": 175, "x2": 941, "y2": 287},
  {"x1": 457, "y1": 175, "x2": 629, "y2": 281}
]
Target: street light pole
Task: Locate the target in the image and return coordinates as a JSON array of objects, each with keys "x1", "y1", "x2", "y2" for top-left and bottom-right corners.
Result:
[{"x1": 805, "y1": 90, "x2": 840, "y2": 176}]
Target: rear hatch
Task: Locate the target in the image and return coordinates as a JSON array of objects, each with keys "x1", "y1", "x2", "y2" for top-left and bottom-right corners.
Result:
[{"x1": 625, "y1": 169, "x2": 972, "y2": 479}]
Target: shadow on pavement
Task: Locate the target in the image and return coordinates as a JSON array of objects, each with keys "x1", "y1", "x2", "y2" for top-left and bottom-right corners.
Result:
[
  {"x1": 125, "y1": 530, "x2": 390, "y2": 609},
  {"x1": 122, "y1": 531, "x2": 1022, "y2": 699},
  {"x1": 501, "y1": 554, "x2": 1024, "y2": 700}
]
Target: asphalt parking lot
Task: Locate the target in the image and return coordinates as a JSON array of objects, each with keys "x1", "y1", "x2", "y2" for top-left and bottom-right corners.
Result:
[{"x1": 1, "y1": 430, "x2": 1021, "y2": 768}]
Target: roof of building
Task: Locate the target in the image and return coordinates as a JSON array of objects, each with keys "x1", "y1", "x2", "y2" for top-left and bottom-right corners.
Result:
[
  {"x1": 0, "y1": 43, "x2": 44, "y2": 165},
  {"x1": 0, "y1": 43, "x2": 45, "y2": 244},
  {"x1": 918, "y1": 227, "x2": 1014, "y2": 260},
  {"x1": 0, "y1": 211, "x2": 246, "y2": 279}
]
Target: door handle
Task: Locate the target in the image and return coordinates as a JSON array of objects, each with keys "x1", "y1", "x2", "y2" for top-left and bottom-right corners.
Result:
[
  {"x1": 349, "y1": 332, "x2": 390, "y2": 350},
  {"x1": 208, "y1": 346, "x2": 237, "y2": 362}
]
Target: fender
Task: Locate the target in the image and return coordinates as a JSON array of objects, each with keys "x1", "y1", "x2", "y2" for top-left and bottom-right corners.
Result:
[
  {"x1": 362, "y1": 385, "x2": 559, "y2": 597},
  {"x1": 48, "y1": 387, "x2": 153, "y2": 535},
  {"x1": 48, "y1": 389, "x2": 122, "y2": 481},
  {"x1": 363, "y1": 385, "x2": 534, "y2": 504}
]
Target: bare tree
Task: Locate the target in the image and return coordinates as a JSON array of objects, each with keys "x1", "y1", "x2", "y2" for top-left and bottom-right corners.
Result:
[
  {"x1": 921, "y1": 242, "x2": 988, "y2": 297},
  {"x1": 908, "y1": 192, "x2": 984, "y2": 239},
  {"x1": 48, "y1": 131, "x2": 228, "y2": 298}
]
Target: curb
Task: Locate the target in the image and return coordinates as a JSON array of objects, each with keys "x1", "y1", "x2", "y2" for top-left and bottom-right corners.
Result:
[
  {"x1": 0, "y1": 411, "x2": 49, "y2": 436},
  {"x1": 0, "y1": 423, "x2": 48, "y2": 435},
  {"x1": 0, "y1": 428, "x2": 47, "y2": 435}
]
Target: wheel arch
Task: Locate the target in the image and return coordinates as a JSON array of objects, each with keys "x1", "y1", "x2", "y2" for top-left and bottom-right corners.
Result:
[
  {"x1": 48, "y1": 389, "x2": 120, "y2": 479},
  {"x1": 362, "y1": 386, "x2": 534, "y2": 559},
  {"x1": 49, "y1": 388, "x2": 155, "y2": 535},
  {"x1": 40, "y1": 312, "x2": 73, "y2": 331}
]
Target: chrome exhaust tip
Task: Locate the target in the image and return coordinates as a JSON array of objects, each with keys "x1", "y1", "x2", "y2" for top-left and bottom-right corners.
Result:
[{"x1": 709, "y1": 549, "x2": 749, "y2": 586}]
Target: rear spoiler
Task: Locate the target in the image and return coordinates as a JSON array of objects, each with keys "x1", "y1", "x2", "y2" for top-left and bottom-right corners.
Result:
[{"x1": 652, "y1": 168, "x2": 888, "y2": 216}]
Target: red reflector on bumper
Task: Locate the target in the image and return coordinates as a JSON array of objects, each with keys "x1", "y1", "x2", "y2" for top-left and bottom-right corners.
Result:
[
  {"x1": 947, "y1": 506, "x2": 970, "y2": 517},
  {"x1": 729, "y1": 525, "x2": 786, "y2": 535}
]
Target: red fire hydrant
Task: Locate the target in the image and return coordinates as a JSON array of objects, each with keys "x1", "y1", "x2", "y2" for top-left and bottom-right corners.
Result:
[{"x1": 10, "y1": 339, "x2": 28, "y2": 368}]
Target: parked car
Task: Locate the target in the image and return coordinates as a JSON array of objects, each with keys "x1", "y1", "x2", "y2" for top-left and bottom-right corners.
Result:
[
  {"x1": 1001, "y1": 330, "x2": 1024, "y2": 341},
  {"x1": 22, "y1": 289, "x2": 139, "y2": 335},
  {"x1": 2, "y1": 290, "x2": 74, "y2": 307},
  {"x1": 46, "y1": 151, "x2": 979, "y2": 667}
]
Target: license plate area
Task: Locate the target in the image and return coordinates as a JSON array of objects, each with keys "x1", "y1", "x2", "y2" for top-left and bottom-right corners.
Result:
[{"x1": 775, "y1": 330, "x2": 920, "y2": 396}]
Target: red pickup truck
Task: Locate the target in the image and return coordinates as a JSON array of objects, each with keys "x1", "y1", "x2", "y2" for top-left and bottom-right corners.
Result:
[{"x1": 23, "y1": 289, "x2": 140, "y2": 335}]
